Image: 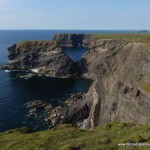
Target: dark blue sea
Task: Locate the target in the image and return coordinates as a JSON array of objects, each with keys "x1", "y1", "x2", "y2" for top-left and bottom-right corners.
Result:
[{"x1": 0, "y1": 30, "x2": 140, "y2": 132}]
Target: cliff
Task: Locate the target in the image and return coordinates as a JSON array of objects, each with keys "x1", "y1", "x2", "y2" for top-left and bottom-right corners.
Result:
[
  {"x1": 53, "y1": 34, "x2": 91, "y2": 47},
  {"x1": 8, "y1": 41, "x2": 74, "y2": 77},
  {"x1": 64, "y1": 39, "x2": 150, "y2": 129},
  {"x1": 5, "y1": 35, "x2": 150, "y2": 130}
]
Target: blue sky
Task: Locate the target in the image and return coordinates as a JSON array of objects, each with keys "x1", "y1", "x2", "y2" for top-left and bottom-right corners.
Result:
[{"x1": 0, "y1": 0, "x2": 150, "y2": 30}]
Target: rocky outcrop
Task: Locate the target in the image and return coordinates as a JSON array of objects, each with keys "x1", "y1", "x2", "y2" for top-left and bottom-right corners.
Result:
[
  {"x1": 25, "y1": 95, "x2": 89, "y2": 127},
  {"x1": 8, "y1": 41, "x2": 75, "y2": 77},
  {"x1": 74, "y1": 39, "x2": 150, "y2": 129},
  {"x1": 0, "y1": 65, "x2": 16, "y2": 70},
  {"x1": 53, "y1": 34, "x2": 91, "y2": 47}
]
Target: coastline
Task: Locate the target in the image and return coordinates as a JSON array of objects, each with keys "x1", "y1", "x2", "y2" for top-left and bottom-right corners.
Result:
[{"x1": 1, "y1": 33, "x2": 150, "y2": 130}]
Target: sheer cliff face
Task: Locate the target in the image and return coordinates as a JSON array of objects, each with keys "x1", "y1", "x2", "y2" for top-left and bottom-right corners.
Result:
[
  {"x1": 8, "y1": 41, "x2": 74, "y2": 77},
  {"x1": 78, "y1": 39, "x2": 150, "y2": 128},
  {"x1": 53, "y1": 34, "x2": 91, "y2": 47}
]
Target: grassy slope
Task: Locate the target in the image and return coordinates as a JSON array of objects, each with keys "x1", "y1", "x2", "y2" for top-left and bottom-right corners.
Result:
[
  {"x1": 0, "y1": 123, "x2": 150, "y2": 150},
  {"x1": 17, "y1": 40, "x2": 57, "y2": 47},
  {"x1": 92, "y1": 34, "x2": 150, "y2": 44},
  {"x1": 140, "y1": 81, "x2": 150, "y2": 94}
]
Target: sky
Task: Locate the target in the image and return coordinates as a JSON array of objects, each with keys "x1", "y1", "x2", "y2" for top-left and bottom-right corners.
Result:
[{"x1": 0, "y1": 0, "x2": 150, "y2": 30}]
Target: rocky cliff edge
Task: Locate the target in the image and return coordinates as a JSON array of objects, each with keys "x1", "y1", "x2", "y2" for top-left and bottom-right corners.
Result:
[
  {"x1": 62, "y1": 39, "x2": 150, "y2": 129},
  {"x1": 53, "y1": 34, "x2": 91, "y2": 47},
  {"x1": 8, "y1": 40, "x2": 75, "y2": 77}
]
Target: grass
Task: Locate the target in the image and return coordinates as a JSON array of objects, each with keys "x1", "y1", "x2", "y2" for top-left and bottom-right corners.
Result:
[
  {"x1": 18, "y1": 40, "x2": 57, "y2": 46},
  {"x1": 91, "y1": 33, "x2": 150, "y2": 44},
  {"x1": 0, "y1": 123, "x2": 150, "y2": 150},
  {"x1": 140, "y1": 81, "x2": 150, "y2": 93},
  {"x1": 17, "y1": 34, "x2": 150, "y2": 46},
  {"x1": 16, "y1": 40, "x2": 58, "y2": 50}
]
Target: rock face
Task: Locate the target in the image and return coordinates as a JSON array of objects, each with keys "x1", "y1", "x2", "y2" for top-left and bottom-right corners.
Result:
[
  {"x1": 8, "y1": 41, "x2": 75, "y2": 77},
  {"x1": 72, "y1": 39, "x2": 150, "y2": 129},
  {"x1": 6, "y1": 36, "x2": 150, "y2": 130},
  {"x1": 53, "y1": 34, "x2": 91, "y2": 47}
]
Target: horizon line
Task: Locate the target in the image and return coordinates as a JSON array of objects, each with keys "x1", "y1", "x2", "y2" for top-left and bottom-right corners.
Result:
[{"x1": 0, "y1": 29, "x2": 149, "y2": 31}]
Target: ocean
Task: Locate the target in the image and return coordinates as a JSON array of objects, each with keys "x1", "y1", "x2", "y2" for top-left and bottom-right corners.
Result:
[{"x1": 0, "y1": 30, "x2": 139, "y2": 132}]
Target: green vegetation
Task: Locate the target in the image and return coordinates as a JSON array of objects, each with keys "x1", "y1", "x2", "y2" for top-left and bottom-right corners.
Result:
[
  {"x1": 92, "y1": 34, "x2": 150, "y2": 44},
  {"x1": 140, "y1": 81, "x2": 150, "y2": 93},
  {"x1": 18, "y1": 40, "x2": 57, "y2": 46},
  {"x1": 0, "y1": 123, "x2": 150, "y2": 150}
]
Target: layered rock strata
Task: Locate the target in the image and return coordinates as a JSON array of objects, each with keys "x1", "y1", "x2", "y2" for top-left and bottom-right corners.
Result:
[
  {"x1": 8, "y1": 41, "x2": 75, "y2": 77},
  {"x1": 69, "y1": 39, "x2": 150, "y2": 129},
  {"x1": 53, "y1": 34, "x2": 91, "y2": 47}
]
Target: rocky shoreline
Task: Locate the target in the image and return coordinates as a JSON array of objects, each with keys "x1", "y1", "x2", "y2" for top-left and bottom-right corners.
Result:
[
  {"x1": 24, "y1": 93, "x2": 87, "y2": 128},
  {"x1": 0, "y1": 65, "x2": 19, "y2": 70},
  {"x1": 2, "y1": 33, "x2": 150, "y2": 130}
]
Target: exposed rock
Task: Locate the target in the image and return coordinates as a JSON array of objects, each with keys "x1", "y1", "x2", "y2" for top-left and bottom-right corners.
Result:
[
  {"x1": 24, "y1": 94, "x2": 90, "y2": 128},
  {"x1": 28, "y1": 108, "x2": 37, "y2": 116},
  {"x1": 25, "y1": 100, "x2": 47, "y2": 109},
  {"x1": 0, "y1": 65, "x2": 18, "y2": 70},
  {"x1": 65, "y1": 93, "x2": 85, "y2": 106},
  {"x1": 63, "y1": 103, "x2": 90, "y2": 126},
  {"x1": 41, "y1": 39, "x2": 150, "y2": 129},
  {"x1": 53, "y1": 34, "x2": 92, "y2": 47},
  {"x1": 8, "y1": 41, "x2": 75, "y2": 77},
  {"x1": 44, "y1": 104, "x2": 53, "y2": 112},
  {"x1": 47, "y1": 106, "x2": 62, "y2": 126},
  {"x1": 25, "y1": 100, "x2": 50, "y2": 117},
  {"x1": 25, "y1": 100, "x2": 63, "y2": 127},
  {"x1": 76, "y1": 39, "x2": 150, "y2": 129}
]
